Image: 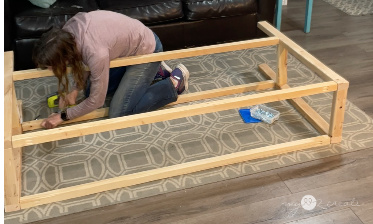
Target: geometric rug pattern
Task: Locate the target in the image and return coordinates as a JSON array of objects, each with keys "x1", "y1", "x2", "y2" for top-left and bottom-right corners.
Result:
[
  {"x1": 5, "y1": 46, "x2": 373, "y2": 223},
  {"x1": 322, "y1": 0, "x2": 373, "y2": 16}
]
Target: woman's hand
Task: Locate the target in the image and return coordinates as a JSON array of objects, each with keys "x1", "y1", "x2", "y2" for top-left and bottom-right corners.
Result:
[
  {"x1": 41, "y1": 113, "x2": 64, "y2": 129},
  {"x1": 59, "y1": 89, "x2": 79, "y2": 109}
]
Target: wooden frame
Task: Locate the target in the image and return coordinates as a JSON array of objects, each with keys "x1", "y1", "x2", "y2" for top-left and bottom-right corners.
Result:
[{"x1": 4, "y1": 22, "x2": 349, "y2": 212}]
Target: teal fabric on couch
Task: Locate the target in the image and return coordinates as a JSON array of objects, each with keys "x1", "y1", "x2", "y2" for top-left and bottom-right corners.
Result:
[{"x1": 29, "y1": 0, "x2": 57, "y2": 8}]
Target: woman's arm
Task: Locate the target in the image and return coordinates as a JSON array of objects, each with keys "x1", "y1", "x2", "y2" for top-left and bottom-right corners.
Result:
[
  {"x1": 66, "y1": 53, "x2": 110, "y2": 120},
  {"x1": 41, "y1": 53, "x2": 110, "y2": 129}
]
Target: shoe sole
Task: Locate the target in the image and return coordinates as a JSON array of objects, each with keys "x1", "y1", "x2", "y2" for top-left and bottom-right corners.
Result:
[
  {"x1": 161, "y1": 61, "x2": 172, "y2": 73},
  {"x1": 176, "y1": 64, "x2": 190, "y2": 92}
]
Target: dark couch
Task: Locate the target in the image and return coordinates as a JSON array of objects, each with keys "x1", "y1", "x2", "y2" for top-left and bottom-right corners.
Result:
[{"x1": 4, "y1": 0, "x2": 276, "y2": 71}]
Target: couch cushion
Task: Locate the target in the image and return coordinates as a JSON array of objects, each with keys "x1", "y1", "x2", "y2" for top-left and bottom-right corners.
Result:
[
  {"x1": 184, "y1": 14, "x2": 257, "y2": 46},
  {"x1": 14, "y1": 0, "x2": 99, "y2": 39},
  {"x1": 14, "y1": 38, "x2": 39, "y2": 70},
  {"x1": 182, "y1": 0, "x2": 257, "y2": 20},
  {"x1": 96, "y1": 0, "x2": 184, "y2": 25}
]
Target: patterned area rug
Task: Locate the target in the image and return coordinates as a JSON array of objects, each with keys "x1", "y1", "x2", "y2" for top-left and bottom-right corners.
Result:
[
  {"x1": 322, "y1": 0, "x2": 373, "y2": 16},
  {"x1": 5, "y1": 46, "x2": 373, "y2": 223}
]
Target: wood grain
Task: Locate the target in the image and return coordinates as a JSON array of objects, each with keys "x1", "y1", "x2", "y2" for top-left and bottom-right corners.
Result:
[
  {"x1": 31, "y1": 147, "x2": 373, "y2": 224},
  {"x1": 351, "y1": 201, "x2": 373, "y2": 224},
  {"x1": 285, "y1": 208, "x2": 363, "y2": 224},
  {"x1": 280, "y1": 1, "x2": 373, "y2": 118},
  {"x1": 27, "y1": 0, "x2": 373, "y2": 222}
]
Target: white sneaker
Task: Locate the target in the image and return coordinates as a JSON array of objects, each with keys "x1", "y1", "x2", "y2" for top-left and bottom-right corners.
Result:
[{"x1": 161, "y1": 61, "x2": 172, "y2": 73}]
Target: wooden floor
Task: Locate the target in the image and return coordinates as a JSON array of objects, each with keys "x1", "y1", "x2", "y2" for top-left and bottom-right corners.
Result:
[
  {"x1": 32, "y1": 0, "x2": 373, "y2": 223},
  {"x1": 280, "y1": 0, "x2": 373, "y2": 118}
]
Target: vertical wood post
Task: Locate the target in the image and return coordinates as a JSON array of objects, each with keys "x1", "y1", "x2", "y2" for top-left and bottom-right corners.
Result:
[
  {"x1": 12, "y1": 86, "x2": 23, "y2": 203},
  {"x1": 277, "y1": 43, "x2": 288, "y2": 87},
  {"x1": 4, "y1": 51, "x2": 21, "y2": 211},
  {"x1": 329, "y1": 83, "x2": 349, "y2": 143}
]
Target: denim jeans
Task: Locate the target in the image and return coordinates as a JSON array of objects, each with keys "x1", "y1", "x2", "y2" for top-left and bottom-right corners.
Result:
[{"x1": 107, "y1": 32, "x2": 178, "y2": 118}]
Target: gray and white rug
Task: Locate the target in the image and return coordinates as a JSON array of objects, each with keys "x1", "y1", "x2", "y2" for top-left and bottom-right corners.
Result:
[
  {"x1": 5, "y1": 46, "x2": 373, "y2": 223},
  {"x1": 322, "y1": 0, "x2": 373, "y2": 16}
]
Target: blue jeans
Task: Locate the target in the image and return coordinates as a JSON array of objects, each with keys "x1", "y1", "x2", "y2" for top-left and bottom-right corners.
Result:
[{"x1": 107, "y1": 33, "x2": 178, "y2": 118}]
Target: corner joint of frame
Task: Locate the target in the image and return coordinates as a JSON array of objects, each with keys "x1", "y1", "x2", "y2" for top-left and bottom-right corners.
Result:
[
  {"x1": 5, "y1": 204, "x2": 21, "y2": 212},
  {"x1": 333, "y1": 79, "x2": 349, "y2": 91},
  {"x1": 330, "y1": 136, "x2": 342, "y2": 144}
]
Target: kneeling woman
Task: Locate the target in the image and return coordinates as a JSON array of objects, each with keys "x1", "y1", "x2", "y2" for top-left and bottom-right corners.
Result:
[{"x1": 33, "y1": 10, "x2": 189, "y2": 129}]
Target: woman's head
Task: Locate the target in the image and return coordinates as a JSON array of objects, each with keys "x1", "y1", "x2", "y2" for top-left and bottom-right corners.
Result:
[{"x1": 33, "y1": 27, "x2": 85, "y2": 97}]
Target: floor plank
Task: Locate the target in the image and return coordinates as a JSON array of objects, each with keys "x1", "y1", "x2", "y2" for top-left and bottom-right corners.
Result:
[
  {"x1": 170, "y1": 175, "x2": 373, "y2": 224},
  {"x1": 280, "y1": 0, "x2": 373, "y2": 118},
  {"x1": 31, "y1": 148, "x2": 373, "y2": 224},
  {"x1": 31, "y1": 172, "x2": 291, "y2": 224},
  {"x1": 285, "y1": 208, "x2": 364, "y2": 224},
  {"x1": 351, "y1": 201, "x2": 373, "y2": 224},
  {"x1": 277, "y1": 146, "x2": 373, "y2": 192}
]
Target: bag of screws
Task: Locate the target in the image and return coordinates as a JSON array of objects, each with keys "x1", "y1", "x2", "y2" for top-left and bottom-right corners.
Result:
[{"x1": 250, "y1": 104, "x2": 280, "y2": 124}]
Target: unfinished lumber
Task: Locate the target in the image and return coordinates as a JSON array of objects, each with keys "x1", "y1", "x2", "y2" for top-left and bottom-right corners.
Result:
[
  {"x1": 12, "y1": 37, "x2": 279, "y2": 81},
  {"x1": 21, "y1": 80, "x2": 275, "y2": 131},
  {"x1": 258, "y1": 63, "x2": 329, "y2": 135},
  {"x1": 20, "y1": 135, "x2": 330, "y2": 209},
  {"x1": 329, "y1": 88, "x2": 348, "y2": 143},
  {"x1": 4, "y1": 22, "x2": 349, "y2": 211},
  {"x1": 12, "y1": 82, "x2": 337, "y2": 148},
  {"x1": 4, "y1": 51, "x2": 21, "y2": 212},
  {"x1": 258, "y1": 21, "x2": 348, "y2": 85},
  {"x1": 277, "y1": 43, "x2": 288, "y2": 87}
]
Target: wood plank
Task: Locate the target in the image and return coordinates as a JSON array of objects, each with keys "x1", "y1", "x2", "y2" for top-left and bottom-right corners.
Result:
[
  {"x1": 329, "y1": 88, "x2": 348, "y2": 143},
  {"x1": 17, "y1": 100, "x2": 23, "y2": 124},
  {"x1": 109, "y1": 37, "x2": 279, "y2": 68},
  {"x1": 4, "y1": 51, "x2": 13, "y2": 149},
  {"x1": 21, "y1": 80, "x2": 275, "y2": 131},
  {"x1": 285, "y1": 208, "x2": 363, "y2": 224},
  {"x1": 21, "y1": 108, "x2": 109, "y2": 132},
  {"x1": 13, "y1": 82, "x2": 337, "y2": 148},
  {"x1": 259, "y1": 63, "x2": 277, "y2": 81},
  {"x1": 12, "y1": 86, "x2": 23, "y2": 211},
  {"x1": 277, "y1": 43, "x2": 288, "y2": 87},
  {"x1": 12, "y1": 68, "x2": 65, "y2": 81},
  {"x1": 4, "y1": 148, "x2": 21, "y2": 212},
  {"x1": 170, "y1": 175, "x2": 373, "y2": 224},
  {"x1": 343, "y1": 69, "x2": 373, "y2": 118},
  {"x1": 31, "y1": 148, "x2": 373, "y2": 224},
  {"x1": 28, "y1": 1, "x2": 373, "y2": 222},
  {"x1": 278, "y1": 147, "x2": 373, "y2": 193},
  {"x1": 289, "y1": 97, "x2": 329, "y2": 135},
  {"x1": 31, "y1": 172, "x2": 292, "y2": 224},
  {"x1": 20, "y1": 136, "x2": 330, "y2": 209},
  {"x1": 12, "y1": 86, "x2": 22, "y2": 133},
  {"x1": 12, "y1": 37, "x2": 279, "y2": 80},
  {"x1": 351, "y1": 201, "x2": 373, "y2": 224},
  {"x1": 168, "y1": 80, "x2": 275, "y2": 106},
  {"x1": 258, "y1": 21, "x2": 348, "y2": 85},
  {"x1": 259, "y1": 64, "x2": 329, "y2": 135},
  {"x1": 3, "y1": 51, "x2": 21, "y2": 212}
]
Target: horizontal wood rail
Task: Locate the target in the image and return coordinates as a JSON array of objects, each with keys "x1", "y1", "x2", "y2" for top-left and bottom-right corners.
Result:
[
  {"x1": 21, "y1": 80, "x2": 275, "y2": 131},
  {"x1": 4, "y1": 21, "x2": 348, "y2": 212},
  {"x1": 258, "y1": 21, "x2": 348, "y2": 85},
  {"x1": 20, "y1": 135, "x2": 330, "y2": 209},
  {"x1": 13, "y1": 81, "x2": 337, "y2": 148},
  {"x1": 258, "y1": 63, "x2": 329, "y2": 135},
  {"x1": 12, "y1": 37, "x2": 279, "y2": 81}
]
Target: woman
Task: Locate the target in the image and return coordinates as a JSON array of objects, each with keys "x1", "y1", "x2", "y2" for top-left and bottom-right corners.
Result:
[{"x1": 33, "y1": 10, "x2": 189, "y2": 129}]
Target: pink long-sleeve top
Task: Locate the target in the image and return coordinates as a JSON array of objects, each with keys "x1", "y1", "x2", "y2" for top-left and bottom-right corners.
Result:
[{"x1": 62, "y1": 10, "x2": 156, "y2": 120}]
